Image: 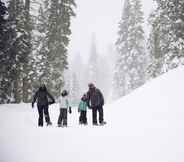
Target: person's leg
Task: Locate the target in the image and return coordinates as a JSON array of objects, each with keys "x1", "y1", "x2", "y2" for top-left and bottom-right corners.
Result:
[
  {"x1": 98, "y1": 106, "x2": 104, "y2": 124},
  {"x1": 58, "y1": 108, "x2": 62, "y2": 126},
  {"x1": 63, "y1": 109, "x2": 68, "y2": 126},
  {"x1": 44, "y1": 105, "x2": 52, "y2": 125},
  {"x1": 81, "y1": 111, "x2": 86, "y2": 124},
  {"x1": 92, "y1": 107, "x2": 97, "y2": 125},
  {"x1": 37, "y1": 105, "x2": 43, "y2": 127},
  {"x1": 60, "y1": 108, "x2": 65, "y2": 126},
  {"x1": 84, "y1": 111, "x2": 87, "y2": 124},
  {"x1": 79, "y1": 111, "x2": 82, "y2": 124}
]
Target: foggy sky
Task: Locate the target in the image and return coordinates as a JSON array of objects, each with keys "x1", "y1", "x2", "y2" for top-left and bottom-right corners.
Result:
[{"x1": 69, "y1": 0, "x2": 156, "y2": 63}]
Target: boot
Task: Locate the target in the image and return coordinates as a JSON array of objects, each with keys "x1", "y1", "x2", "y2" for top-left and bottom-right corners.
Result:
[
  {"x1": 99, "y1": 121, "x2": 107, "y2": 126},
  {"x1": 47, "y1": 121, "x2": 52, "y2": 126}
]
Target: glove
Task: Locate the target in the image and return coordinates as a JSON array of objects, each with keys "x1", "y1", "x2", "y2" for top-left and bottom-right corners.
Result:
[
  {"x1": 48, "y1": 101, "x2": 53, "y2": 105},
  {"x1": 69, "y1": 107, "x2": 72, "y2": 114},
  {"x1": 78, "y1": 108, "x2": 80, "y2": 113},
  {"x1": 88, "y1": 106, "x2": 92, "y2": 109},
  {"x1": 32, "y1": 102, "x2": 34, "y2": 108},
  {"x1": 49, "y1": 100, "x2": 55, "y2": 105}
]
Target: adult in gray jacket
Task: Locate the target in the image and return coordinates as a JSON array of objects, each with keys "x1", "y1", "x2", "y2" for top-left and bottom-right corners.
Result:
[{"x1": 32, "y1": 84, "x2": 55, "y2": 127}]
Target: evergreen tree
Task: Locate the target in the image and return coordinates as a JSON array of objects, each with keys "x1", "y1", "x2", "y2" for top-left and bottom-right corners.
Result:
[
  {"x1": 35, "y1": 0, "x2": 51, "y2": 88},
  {"x1": 7, "y1": 0, "x2": 34, "y2": 103},
  {"x1": 114, "y1": 0, "x2": 131, "y2": 98},
  {"x1": 36, "y1": 0, "x2": 76, "y2": 98},
  {"x1": 0, "y1": 0, "x2": 24, "y2": 103},
  {"x1": 114, "y1": 0, "x2": 147, "y2": 98},
  {"x1": 147, "y1": 10, "x2": 165, "y2": 79},
  {"x1": 0, "y1": 0, "x2": 13, "y2": 103},
  {"x1": 22, "y1": 0, "x2": 34, "y2": 102},
  {"x1": 147, "y1": 0, "x2": 184, "y2": 79}
]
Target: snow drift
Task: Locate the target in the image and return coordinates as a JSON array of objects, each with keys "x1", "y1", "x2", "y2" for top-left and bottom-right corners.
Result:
[{"x1": 1, "y1": 66, "x2": 184, "y2": 162}]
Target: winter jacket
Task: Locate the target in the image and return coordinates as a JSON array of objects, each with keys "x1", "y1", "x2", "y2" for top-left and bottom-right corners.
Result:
[
  {"x1": 58, "y1": 96, "x2": 70, "y2": 109},
  {"x1": 78, "y1": 101, "x2": 88, "y2": 111},
  {"x1": 87, "y1": 88, "x2": 104, "y2": 108},
  {"x1": 32, "y1": 88, "x2": 55, "y2": 106}
]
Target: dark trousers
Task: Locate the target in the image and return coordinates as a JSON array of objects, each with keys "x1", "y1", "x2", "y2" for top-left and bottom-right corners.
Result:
[
  {"x1": 92, "y1": 106, "x2": 104, "y2": 124},
  {"x1": 37, "y1": 105, "x2": 51, "y2": 126},
  {"x1": 58, "y1": 108, "x2": 68, "y2": 126},
  {"x1": 79, "y1": 111, "x2": 87, "y2": 124}
]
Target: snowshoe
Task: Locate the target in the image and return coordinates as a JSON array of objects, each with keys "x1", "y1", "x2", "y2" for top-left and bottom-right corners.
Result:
[
  {"x1": 93, "y1": 123, "x2": 98, "y2": 126},
  {"x1": 84, "y1": 122, "x2": 88, "y2": 126},
  {"x1": 99, "y1": 121, "x2": 107, "y2": 126},
  {"x1": 47, "y1": 122, "x2": 52, "y2": 126}
]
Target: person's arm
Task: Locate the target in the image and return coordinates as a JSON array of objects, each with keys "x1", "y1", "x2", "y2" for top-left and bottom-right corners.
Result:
[
  {"x1": 66, "y1": 97, "x2": 72, "y2": 113},
  {"x1": 32, "y1": 91, "x2": 38, "y2": 107},
  {"x1": 98, "y1": 89, "x2": 104, "y2": 106},
  {"x1": 66, "y1": 98, "x2": 69, "y2": 108},
  {"x1": 78, "y1": 102, "x2": 81, "y2": 112},
  {"x1": 86, "y1": 91, "x2": 91, "y2": 108},
  {"x1": 58, "y1": 96, "x2": 62, "y2": 108},
  {"x1": 47, "y1": 91, "x2": 55, "y2": 104}
]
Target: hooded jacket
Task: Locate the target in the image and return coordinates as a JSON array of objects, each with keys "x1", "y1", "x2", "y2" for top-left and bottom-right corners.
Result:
[
  {"x1": 32, "y1": 86, "x2": 55, "y2": 106},
  {"x1": 58, "y1": 95, "x2": 70, "y2": 109},
  {"x1": 87, "y1": 88, "x2": 104, "y2": 108}
]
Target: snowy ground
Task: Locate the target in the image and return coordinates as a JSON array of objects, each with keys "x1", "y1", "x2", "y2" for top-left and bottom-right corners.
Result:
[{"x1": 1, "y1": 67, "x2": 184, "y2": 162}]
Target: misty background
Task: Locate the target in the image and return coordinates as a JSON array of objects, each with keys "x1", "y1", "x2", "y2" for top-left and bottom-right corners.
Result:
[{"x1": 67, "y1": 0, "x2": 156, "y2": 102}]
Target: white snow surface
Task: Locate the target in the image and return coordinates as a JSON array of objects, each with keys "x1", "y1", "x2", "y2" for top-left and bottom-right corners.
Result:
[{"x1": 1, "y1": 66, "x2": 184, "y2": 162}]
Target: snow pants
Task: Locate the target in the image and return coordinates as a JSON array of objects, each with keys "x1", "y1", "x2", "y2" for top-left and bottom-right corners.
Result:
[
  {"x1": 58, "y1": 108, "x2": 68, "y2": 126},
  {"x1": 37, "y1": 105, "x2": 51, "y2": 126},
  {"x1": 92, "y1": 105, "x2": 104, "y2": 124},
  {"x1": 79, "y1": 110, "x2": 87, "y2": 124}
]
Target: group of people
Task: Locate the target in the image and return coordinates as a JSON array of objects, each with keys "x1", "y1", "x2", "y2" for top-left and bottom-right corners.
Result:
[{"x1": 32, "y1": 83, "x2": 106, "y2": 127}]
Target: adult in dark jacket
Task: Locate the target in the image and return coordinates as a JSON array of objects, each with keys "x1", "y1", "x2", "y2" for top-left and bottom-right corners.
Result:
[
  {"x1": 32, "y1": 84, "x2": 55, "y2": 127},
  {"x1": 87, "y1": 83, "x2": 106, "y2": 125}
]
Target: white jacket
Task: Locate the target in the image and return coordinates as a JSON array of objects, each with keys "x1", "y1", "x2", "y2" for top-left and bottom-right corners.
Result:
[{"x1": 58, "y1": 96, "x2": 69, "y2": 109}]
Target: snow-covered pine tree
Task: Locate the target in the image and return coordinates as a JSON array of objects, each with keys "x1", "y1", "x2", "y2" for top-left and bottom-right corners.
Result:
[
  {"x1": 128, "y1": 0, "x2": 147, "y2": 89},
  {"x1": 161, "y1": 0, "x2": 184, "y2": 44},
  {"x1": 6, "y1": 0, "x2": 34, "y2": 103},
  {"x1": 0, "y1": 1, "x2": 6, "y2": 26},
  {"x1": 147, "y1": 0, "x2": 184, "y2": 79},
  {"x1": 0, "y1": 0, "x2": 27, "y2": 103},
  {"x1": 35, "y1": 0, "x2": 52, "y2": 89},
  {"x1": 0, "y1": 0, "x2": 13, "y2": 103},
  {"x1": 147, "y1": 10, "x2": 165, "y2": 79},
  {"x1": 114, "y1": 0, "x2": 132, "y2": 98},
  {"x1": 22, "y1": 0, "x2": 34, "y2": 102},
  {"x1": 35, "y1": 0, "x2": 76, "y2": 98},
  {"x1": 48, "y1": 0, "x2": 76, "y2": 97},
  {"x1": 114, "y1": 0, "x2": 146, "y2": 98}
]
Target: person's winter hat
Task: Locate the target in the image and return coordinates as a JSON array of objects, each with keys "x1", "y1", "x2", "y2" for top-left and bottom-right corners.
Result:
[
  {"x1": 61, "y1": 90, "x2": 68, "y2": 96},
  {"x1": 39, "y1": 84, "x2": 47, "y2": 91},
  {"x1": 88, "y1": 83, "x2": 95, "y2": 89},
  {"x1": 82, "y1": 94, "x2": 87, "y2": 100}
]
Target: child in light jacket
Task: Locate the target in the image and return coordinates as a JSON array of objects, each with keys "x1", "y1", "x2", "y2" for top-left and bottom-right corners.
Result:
[
  {"x1": 58, "y1": 90, "x2": 71, "y2": 127},
  {"x1": 78, "y1": 94, "x2": 88, "y2": 125}
]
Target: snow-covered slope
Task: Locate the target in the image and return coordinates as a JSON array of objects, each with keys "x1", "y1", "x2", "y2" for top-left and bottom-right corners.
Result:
[{"x1": 1, "y1": 67, "x2": 184, "y2": 162}]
